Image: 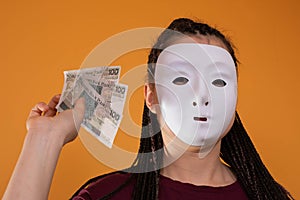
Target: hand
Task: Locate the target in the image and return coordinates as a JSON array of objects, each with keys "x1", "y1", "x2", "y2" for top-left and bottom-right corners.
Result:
[
  {"x1": 3, "y1": 95, "x2": 85, "y2": 200},
  {"x1": 26, "y1": 95, "x2": 85, "y2": 145}
]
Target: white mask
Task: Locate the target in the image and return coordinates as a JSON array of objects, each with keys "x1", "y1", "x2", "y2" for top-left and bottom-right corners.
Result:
[{"x1": 154, "y1": 43, "x2": 237, "y2": 158}]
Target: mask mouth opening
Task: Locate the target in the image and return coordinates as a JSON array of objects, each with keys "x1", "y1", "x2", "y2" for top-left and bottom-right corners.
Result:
[{"x1": 193, "y1": 117, "x2": 207, "y2": 122}]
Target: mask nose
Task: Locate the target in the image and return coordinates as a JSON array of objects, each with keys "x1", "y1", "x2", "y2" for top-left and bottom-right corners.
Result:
[{"x1": 192, "y1": 78, "x2": 210, "y2": 107}]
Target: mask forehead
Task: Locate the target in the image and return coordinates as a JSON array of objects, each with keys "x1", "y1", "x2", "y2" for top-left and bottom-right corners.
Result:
[{"x1": 156, "y1": 43, "x2": 236, "y2": 80}]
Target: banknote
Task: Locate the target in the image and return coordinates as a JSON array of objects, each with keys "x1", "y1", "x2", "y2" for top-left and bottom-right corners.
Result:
[
  {"x1": 81, "y1": 105, "x2": 123, "y2": 148},
  {"x1": 110, "y1": 83, "x2": 128, "y2": 119},
  {"x1": 56, "y1": 66, "x2": 127, "y2": 148},
  {"x1": 57, "y1": 66, "x2": 120, "y2": 110},
  {"x1": 56, "y1": 70, "x2": 73, "y2": 112},
  {"x1": 81, "y1": 83, "x2": 128, "y2": 148}
]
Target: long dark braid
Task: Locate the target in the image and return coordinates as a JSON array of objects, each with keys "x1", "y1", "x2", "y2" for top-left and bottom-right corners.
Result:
[
  {"x1": 71, "y1": 18, "x2": 293, "y2": 200},
  {"x1": 131, "y1": 103, "x2": 163, "y2": 199},
  {"x1": 221, "y1": 113, "x2": 293, "y2": 199}
]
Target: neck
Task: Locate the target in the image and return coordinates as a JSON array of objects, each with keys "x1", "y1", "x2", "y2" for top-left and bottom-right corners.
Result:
[{"x1": 161, "y1": 141, "x2": 236, "y2": 186}]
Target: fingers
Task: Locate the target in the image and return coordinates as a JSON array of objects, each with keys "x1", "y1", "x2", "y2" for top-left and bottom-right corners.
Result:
[
  {"x1": 28, "y1": 102, "x2": 49, "y2": 118},
  {"x1": 28, "y1": 95, "x2": 60, "y2": 118},
  {"x1": 44, "y1": 95, "x2": 61, "y2": 117}
]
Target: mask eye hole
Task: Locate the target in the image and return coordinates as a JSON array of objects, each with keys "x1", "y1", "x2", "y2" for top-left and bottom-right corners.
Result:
[
  {"x1": 172, "y1": 77, "x2": 189, "y2": 85},
  {"x1": 212, "y1": 79, "x2": 227, "y2": 87}
]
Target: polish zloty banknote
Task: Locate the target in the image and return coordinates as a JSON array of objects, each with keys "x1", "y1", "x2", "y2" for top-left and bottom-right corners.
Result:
[
  {"x1": 56, "y1": 66, "x2": 127, "y2": 148},
  {"x1": 56, "y1": 66, "x2": 110, "y2": 112},
  {"x1": 56, "y1": 70, "x2": 78, "y2": 112},
  {"x1": 57, "y1": 66, "x2": 120, "y2": 112},
  {"x1": 81, "y1": 83, "x2": 128, "y2": 148}
]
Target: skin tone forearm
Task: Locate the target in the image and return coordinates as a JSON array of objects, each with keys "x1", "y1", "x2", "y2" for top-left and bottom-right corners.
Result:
[
  {"x1": 3, "y1": 95, "x2": 84, "y2": 200},
  {"x1": 3, "y1": 131, "x2": 64, "y2": 200}
]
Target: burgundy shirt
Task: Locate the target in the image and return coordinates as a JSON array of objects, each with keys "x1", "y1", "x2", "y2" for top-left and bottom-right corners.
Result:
[{"x1": 73, "y1": 173, "x2": 248, "y2": 200}]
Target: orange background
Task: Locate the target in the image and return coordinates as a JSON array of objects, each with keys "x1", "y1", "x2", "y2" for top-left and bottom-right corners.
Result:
[{"x1": 0, "y1": 0, "x2": 299, "y2": 199}]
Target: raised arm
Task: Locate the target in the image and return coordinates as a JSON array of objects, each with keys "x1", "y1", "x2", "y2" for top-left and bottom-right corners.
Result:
[{"x1": 3, "y1": 95, "x2": 85, "y2": 200}]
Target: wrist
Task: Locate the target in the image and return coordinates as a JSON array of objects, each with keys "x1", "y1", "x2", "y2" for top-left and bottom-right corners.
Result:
[{"x1": 26, "y1": 129, "x2": 65, "y2": 150}]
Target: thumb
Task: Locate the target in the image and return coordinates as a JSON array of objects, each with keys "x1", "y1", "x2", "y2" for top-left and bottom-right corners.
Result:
[{"x1": 72, "y1": 97, "x2": 86, "y2": 132}]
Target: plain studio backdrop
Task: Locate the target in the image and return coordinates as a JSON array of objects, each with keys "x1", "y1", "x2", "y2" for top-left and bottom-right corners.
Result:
[{"x1": 0, "y1": 0, "x2": 299, "y2": 199}]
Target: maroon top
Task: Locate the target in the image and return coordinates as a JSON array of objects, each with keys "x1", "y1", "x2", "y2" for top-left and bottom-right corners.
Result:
[{"x1": 73, "y1": 173, "x2": 248, "y2": 200}]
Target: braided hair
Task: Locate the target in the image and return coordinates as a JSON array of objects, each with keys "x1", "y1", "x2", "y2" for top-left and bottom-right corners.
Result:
[
  {"x1": 71, "y1": 18, "x2": 293, "y2": 200},
  {"x1": 131, "y1": 18, "x2": 293, "y2": 200}
]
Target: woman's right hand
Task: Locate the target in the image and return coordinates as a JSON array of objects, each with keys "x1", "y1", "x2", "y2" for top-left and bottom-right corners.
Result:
[
  {"x1": 26, "y1": 94, "x2": 85, "y2": 146},
  {"x1": 3, "y1": 95, "x2": 85, "y2": 200}
]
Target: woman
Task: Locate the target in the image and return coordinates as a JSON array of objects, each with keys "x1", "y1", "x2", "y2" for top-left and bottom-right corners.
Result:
[{"x1": 3, "y1": 18, "x2": 293, "y2": 200}]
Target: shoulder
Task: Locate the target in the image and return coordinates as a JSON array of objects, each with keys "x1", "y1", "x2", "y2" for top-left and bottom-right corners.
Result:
[{"x1": 73, "y1": 172, "x2": 134, "y2": 200}]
